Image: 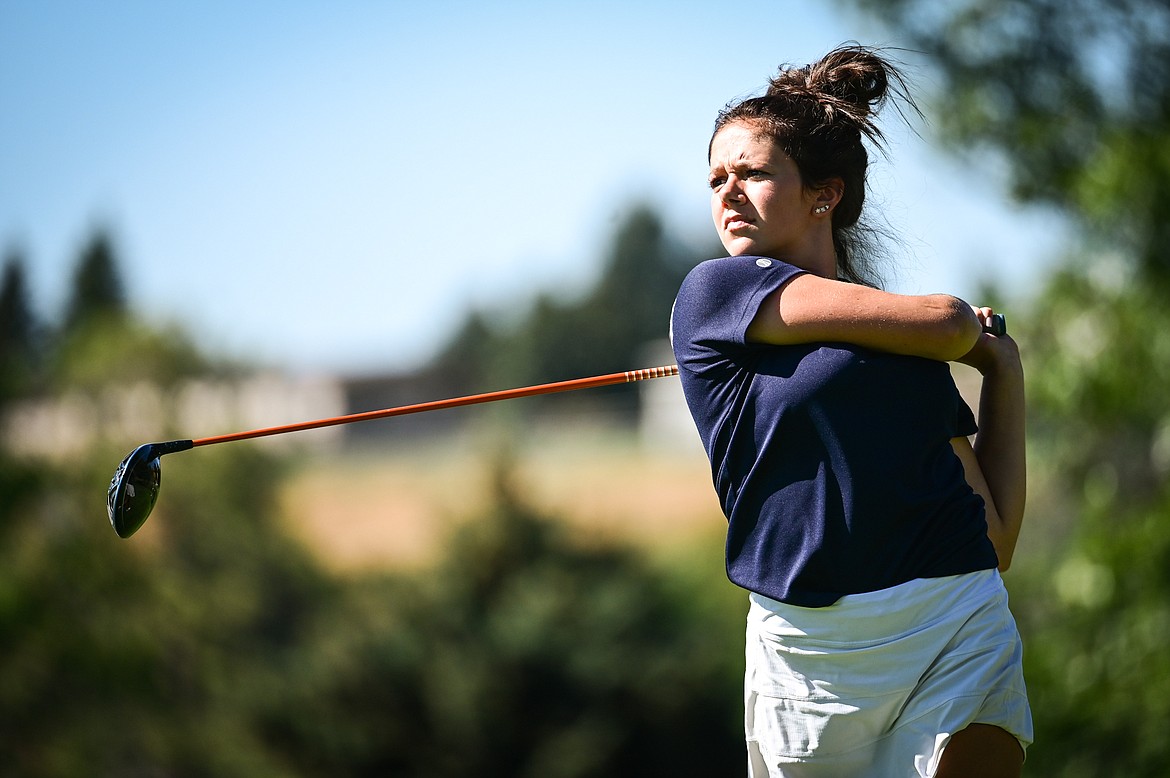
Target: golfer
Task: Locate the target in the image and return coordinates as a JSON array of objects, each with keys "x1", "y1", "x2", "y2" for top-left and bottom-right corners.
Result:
[{"x1": 670, "y1": 45, "x2": 1032, "y2": 777}]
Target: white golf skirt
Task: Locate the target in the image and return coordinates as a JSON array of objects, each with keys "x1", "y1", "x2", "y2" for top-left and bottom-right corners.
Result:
[{"x1": 744, "y1": 569, "x2": 1032, "y2": 777}]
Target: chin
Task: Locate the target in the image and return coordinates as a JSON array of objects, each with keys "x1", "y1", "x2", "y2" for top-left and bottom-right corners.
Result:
[{"x1": 723, "y1": 241, "x2": 757, "y2": 257}]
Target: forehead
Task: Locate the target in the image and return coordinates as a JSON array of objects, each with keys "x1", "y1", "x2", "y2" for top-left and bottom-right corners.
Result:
[{"x1": 708, "y1": 121, "x2": 784, "y2": 165}]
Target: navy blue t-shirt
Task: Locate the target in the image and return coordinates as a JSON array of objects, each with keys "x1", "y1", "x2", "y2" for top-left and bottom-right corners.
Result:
[{"x1": 671, "y1": 255, "x2": 999, "y2": 607}]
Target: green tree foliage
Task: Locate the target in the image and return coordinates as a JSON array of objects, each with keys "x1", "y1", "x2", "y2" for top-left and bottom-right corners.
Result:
[
  {"x1": 1, "y1": 220, "x2": 745, "y2": 775},
  {"x1": 0, "y1": 225, "x2": 323, "y2": 772},
  {"x1": 0, "y1": 249, "x2": 42, "y2": 400},
  {"x1": 1, "y1": 439, "x2": 744, "y2": 777},
  {"x1": 260, "y1": 471, "x2": 743, "y2": 777},
  {"x1": 847, "y1": 2, "x2": 1170, "y2": 772},
  {"x1": 51, "y1": 314, "x2": 213, "y2": 394},
  {"x1": 4, "y1": 451, "x2": 743, "y2": 776},
  {"x1": 1025, "y1": 266, "x2": 1170, "y2": 501},
  {"x1": 851, "y1": 0, "x2": 1170, "y2": 285},
  {"x1": 0, "y1": 446, "x2": 329, "y2": 777},
  {"x1": 1008, "y1": 271, "x2": 1170, "y2": 776}
]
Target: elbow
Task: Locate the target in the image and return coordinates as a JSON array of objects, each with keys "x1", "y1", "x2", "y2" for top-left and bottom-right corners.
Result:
[
  {"x1": 930, "y1": 296, "x2": 981, "y2": 360},
  {"x1": 991, "y1": 531, "x2": 1016, "y2": 572},
  {"x1": 985, "y1": 512, "x2": 1016, "y2": 573}
]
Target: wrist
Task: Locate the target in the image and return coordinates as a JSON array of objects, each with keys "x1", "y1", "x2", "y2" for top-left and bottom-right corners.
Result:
[{"x1": 980, "y1": 340, "x2": 1023, "y2": 380}]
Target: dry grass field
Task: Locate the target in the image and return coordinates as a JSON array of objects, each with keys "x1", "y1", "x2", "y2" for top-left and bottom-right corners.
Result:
[{"x1": 278, "y1": 427, "x2": 725, "y2": 573}]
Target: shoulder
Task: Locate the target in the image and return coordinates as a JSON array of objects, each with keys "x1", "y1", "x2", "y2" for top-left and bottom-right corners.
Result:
[{"x1": 676, "y1": 256, "x2": 805, "y2": 318}]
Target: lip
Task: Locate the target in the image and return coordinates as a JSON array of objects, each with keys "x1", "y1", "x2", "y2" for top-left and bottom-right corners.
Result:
[{"x1": 722, "y1": 212, "x2": 754, "y2": 231}]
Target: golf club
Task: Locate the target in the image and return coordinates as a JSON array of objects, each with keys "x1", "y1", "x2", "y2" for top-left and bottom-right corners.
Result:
[
  {"x1": 107, "y1": 314, "x2": 1007, "y2": 540},
  {"x1": 107, "y1": 364, "x2": 681, "y2": 538}
]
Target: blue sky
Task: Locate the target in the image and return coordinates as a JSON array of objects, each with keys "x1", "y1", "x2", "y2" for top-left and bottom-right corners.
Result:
[{"x1": 1, "y1": 1, "x2": 1069, "y2": 375}]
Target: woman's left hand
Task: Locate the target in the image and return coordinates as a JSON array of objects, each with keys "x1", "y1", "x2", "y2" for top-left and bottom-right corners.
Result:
[{"x1": 957, "y1": 307, "x2": 1021, "y2": 377}]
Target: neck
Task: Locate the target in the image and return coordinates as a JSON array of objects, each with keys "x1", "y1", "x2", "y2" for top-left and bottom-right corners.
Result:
[{"x1": 775, "y1": 229, "x2": 838, "y2": 279}]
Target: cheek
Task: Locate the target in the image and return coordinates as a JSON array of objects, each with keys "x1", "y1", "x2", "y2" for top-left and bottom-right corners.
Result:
[{"x1": 753, "y1": 186, "x2": 778, "y2": 214}]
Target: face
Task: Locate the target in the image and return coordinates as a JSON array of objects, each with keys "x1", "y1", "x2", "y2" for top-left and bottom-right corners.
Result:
[{"x1": 708, "y1": 121, "x2": 822, "y2": 261}]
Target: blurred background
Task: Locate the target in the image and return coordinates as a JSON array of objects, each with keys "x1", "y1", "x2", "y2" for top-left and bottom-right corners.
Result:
[{"x1": 3, "y1": 1, "x2": 1169, "y2": 775}]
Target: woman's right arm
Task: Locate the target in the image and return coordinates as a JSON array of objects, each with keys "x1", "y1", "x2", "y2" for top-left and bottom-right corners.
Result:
[{"x1": 745, "y1": 273, "x2": 983, "y2": 361}]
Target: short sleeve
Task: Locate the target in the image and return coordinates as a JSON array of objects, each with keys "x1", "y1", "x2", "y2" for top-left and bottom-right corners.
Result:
[{"x1": 670, "y1": 255, "x2": 805, "y2": 372}]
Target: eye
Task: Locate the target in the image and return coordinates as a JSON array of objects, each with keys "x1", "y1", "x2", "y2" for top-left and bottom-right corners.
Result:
[
  {"x1": 746, "y1": 168, "x2": 769, "y2": 179},
  {"x1": 708, "y1": 174, "x2": 726, "y2": 190}
]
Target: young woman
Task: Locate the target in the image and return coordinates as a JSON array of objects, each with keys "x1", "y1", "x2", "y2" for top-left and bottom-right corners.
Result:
[{"x1": 670, "y1": 45, "x2": 1032, "y2": 777}]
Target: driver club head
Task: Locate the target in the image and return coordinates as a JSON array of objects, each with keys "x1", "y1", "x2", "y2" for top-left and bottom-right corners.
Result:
[{"x1": 107, "y1": 440, "x2": 192, "y2": 538}]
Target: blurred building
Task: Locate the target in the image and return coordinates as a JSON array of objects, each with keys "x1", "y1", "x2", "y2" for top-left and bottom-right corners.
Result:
[{"x1": 1, "y1": 372, "x2": 345, "y2": 460}]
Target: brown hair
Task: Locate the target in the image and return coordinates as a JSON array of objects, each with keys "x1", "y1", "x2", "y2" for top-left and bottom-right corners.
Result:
[{"x1": 710, "y1": 44, "x2": 917, "y2": 287}]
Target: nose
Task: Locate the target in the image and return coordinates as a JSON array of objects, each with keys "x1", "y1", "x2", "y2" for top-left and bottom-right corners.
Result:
[{"x1": 718, "y1": 175, "x2": 745, "y2": 204}]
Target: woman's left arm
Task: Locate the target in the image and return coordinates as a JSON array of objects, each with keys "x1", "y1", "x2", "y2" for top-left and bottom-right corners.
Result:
[{"x1": 951, "y1": 310, "x2": 1026, "y2": 571}]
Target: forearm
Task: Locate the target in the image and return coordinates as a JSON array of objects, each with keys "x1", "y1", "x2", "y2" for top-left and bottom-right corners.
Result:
[
  {"x1": 972, "y1": 357, "x2": 1027, "y2": 569},
  {"x1": 748, "y1": 275, "x2": 984, "y2": 361}
]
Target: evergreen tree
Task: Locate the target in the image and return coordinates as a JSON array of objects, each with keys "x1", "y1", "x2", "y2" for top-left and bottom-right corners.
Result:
[
  {"x1": 63, "y1": 228, "x2": 126, "y2": 332},
  {"x1": 427, "y1": 204, "x2": 707, "y2": 419},
  {"x1": 0, "y1": 249, "x2": 41, "y2": 400}
]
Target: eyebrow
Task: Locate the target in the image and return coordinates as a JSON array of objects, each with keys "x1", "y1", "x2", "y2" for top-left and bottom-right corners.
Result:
[{"x1": 709, "y1": 158, "x2": 767, "y2": 172}]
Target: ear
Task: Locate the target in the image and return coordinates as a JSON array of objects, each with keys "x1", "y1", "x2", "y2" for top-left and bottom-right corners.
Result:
[{"x1": 812, "y1": 178, "x2": 844, "y2": 217}]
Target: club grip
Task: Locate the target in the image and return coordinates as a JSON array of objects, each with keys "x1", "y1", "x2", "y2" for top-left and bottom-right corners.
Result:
[{"x1": 983, "y1": 313, "x2": 1007, "y2": 336}]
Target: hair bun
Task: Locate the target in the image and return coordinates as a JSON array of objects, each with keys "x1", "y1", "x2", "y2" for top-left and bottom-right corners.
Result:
[
  {"x1": 806, "y1": 45, "x2": 891, "y2": 113},
  {"x1": 763, "y1": 44, "x2": 910, "y2": 143}
]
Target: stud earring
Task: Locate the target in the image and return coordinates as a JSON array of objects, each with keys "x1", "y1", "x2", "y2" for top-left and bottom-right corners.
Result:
[{"x1": 814, "y1": 205, "x2": 830, "y2": 214}]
